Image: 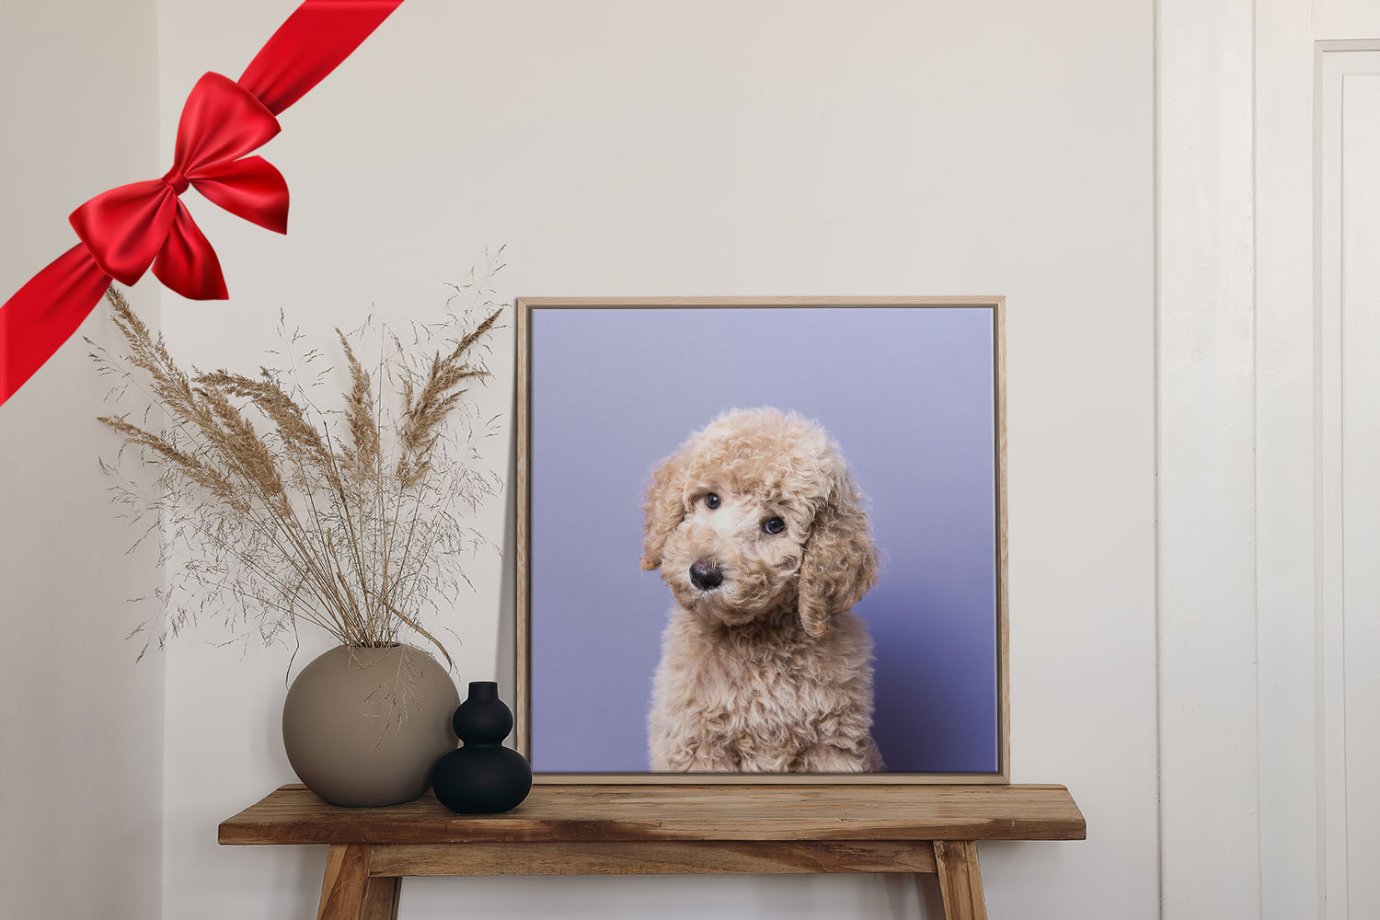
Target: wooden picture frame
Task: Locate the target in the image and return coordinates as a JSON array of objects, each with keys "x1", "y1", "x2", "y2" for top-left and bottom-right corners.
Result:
[{"x1": 515, "y1": 297, "x2": 1009, "y2": 784}]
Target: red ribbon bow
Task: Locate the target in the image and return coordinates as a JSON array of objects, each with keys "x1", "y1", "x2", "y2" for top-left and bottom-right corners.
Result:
[
  {"x1": 0, "y1": 0, "x2": 404, "y2": 407},
  {"x1": 71, "y1": 73, "x2": 289, "y2": 301}
]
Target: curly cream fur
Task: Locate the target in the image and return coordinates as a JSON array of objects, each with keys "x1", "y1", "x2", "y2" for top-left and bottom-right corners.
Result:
[{"x1": 643, "y1": 408, "x2": 882, "y2": 773}]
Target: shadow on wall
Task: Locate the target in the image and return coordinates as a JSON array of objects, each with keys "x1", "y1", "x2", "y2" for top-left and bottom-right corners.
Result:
[{"x1": 495, "y1": 416, "x2": 518, "y2": 696}]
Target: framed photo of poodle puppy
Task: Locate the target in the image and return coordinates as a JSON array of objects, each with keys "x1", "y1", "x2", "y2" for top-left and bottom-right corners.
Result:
[{"x1": 515, "y1": 297, "x2": 1008, "y2": 784}]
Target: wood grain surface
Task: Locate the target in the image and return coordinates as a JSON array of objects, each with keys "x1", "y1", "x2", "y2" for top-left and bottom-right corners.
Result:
[
  {"x1": 317, "y1": 845, "x2": 369, "y2": 920},
  {"x1": 220, "y1": 783, "x2": 1085, "y2": 846},
  {"x1": 366, "y1": 840, "x2": 939, "y2": 876},
  {"x1": 934, "y1": 840, "x2": 989, "y2": 920}
]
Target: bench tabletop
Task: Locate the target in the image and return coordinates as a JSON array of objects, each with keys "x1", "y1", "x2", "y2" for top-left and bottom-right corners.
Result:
[{"x1": 219, "y1": 784, "x2": 1086, "y2": 846}]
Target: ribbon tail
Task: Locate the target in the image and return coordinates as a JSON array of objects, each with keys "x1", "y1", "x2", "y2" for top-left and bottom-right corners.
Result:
[
  {"x1": 238, "y1": 0, "x2": 405, "y2": 116},
  {"x1": 0, "y1": 244, "x2": 113, "y2": 406},
  {"x1": 151, "y1": 202, "x2": 228, "y2": 301}
]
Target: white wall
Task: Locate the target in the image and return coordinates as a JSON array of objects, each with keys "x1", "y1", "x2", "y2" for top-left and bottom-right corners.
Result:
[
  {"x1": 151, "y1": 2, "x2": 1157, "y2": 919},
  {"x1": 17, "y1": 2, "x2": 1380, "y2": 918},
  {"x1": 0, "y1": 1, "x2": 164, "y2": 918}
]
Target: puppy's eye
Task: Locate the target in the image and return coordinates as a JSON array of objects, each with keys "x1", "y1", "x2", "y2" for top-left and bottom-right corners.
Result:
[
  {"x1": 703, "y1": 493, "x2": 721, "y2": 510},
  {"x1": 762, "y1": 516, "x2": 786, "y2": 535}
]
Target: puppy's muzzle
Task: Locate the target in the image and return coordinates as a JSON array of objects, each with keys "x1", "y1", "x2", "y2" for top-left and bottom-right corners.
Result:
[{"x1": 689, "y1": 560, "x2": 724, "y2": 591}]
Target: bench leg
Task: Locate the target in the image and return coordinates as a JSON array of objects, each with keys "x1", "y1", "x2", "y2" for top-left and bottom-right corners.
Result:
[
  {"x1": 318, "y1": 845, "x2": 371, "y2": 920},
  {"x1": 933, "y1": 841, "x2": 988, "y2": 920},
  {"x1": 360, "y1": 876, "x2": 401, "y2": 920},
  {"x1": 318, "y1": 845, "x2": 401, "y2": 920}
]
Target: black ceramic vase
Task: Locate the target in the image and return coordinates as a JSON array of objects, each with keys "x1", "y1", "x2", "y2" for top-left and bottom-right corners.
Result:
[{"x1": 431, "y1": 681, "x2": 532, "y2": 814}]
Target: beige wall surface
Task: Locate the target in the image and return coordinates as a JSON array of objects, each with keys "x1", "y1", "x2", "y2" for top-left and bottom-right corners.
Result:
[
  {"x1": 0, "y1": 1, "x2": 1157, "y2": 918},
  {"x1": 0, "y1": 1, "x2": 164, "y2": 918},
  {"x1": 151, "y1": 2, "x2": 1156, "y2": 918}
]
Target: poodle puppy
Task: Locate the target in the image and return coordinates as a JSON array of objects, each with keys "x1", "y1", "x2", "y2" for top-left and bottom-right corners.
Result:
[{"x1": 642, "y1": 408, "x2": 883, "y2": 773}]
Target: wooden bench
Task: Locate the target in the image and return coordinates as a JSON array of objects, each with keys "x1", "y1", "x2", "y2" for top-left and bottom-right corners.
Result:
[{"x1": 219, "y1": 783, "x2": 1085, "y2": 920}]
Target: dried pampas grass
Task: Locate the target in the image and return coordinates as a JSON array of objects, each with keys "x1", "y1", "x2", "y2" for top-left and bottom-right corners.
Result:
[{"x1": 90, "y1": 256, "x2": 506, "y2": 664}]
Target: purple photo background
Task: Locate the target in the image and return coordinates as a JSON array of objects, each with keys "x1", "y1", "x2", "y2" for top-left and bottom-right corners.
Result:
[{"x1": 528, "y1": 306, "x2": 999, "y2": 773}]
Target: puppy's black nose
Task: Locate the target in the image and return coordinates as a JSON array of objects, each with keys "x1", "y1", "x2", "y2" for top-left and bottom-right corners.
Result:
[{"x1": 689, "y1": 560, "x2": 724, "y2": 591}]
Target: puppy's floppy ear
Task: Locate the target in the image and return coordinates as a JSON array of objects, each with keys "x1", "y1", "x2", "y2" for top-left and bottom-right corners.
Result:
[
  {"x1": 798, "y1": 466, "x2": 877, "y2": 637},
  {"x1": 640, "y1": 447, "x2": 691, "y2": 570}
]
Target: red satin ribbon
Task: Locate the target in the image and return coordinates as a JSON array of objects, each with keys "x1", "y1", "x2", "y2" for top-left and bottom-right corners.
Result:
[{"x1": 0, "y1": 0, "x2": 403, "y2": 407}]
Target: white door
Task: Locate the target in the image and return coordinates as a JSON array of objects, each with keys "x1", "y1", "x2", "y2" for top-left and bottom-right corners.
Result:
[{"x1": 1319, "y1": 47, "x2": 1380, "y2": 920}]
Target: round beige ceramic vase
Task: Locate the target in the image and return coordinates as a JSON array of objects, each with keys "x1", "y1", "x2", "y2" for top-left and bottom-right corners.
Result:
[{"x1": 282, "y1": 645, "x2": 460, "y2": 807}]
